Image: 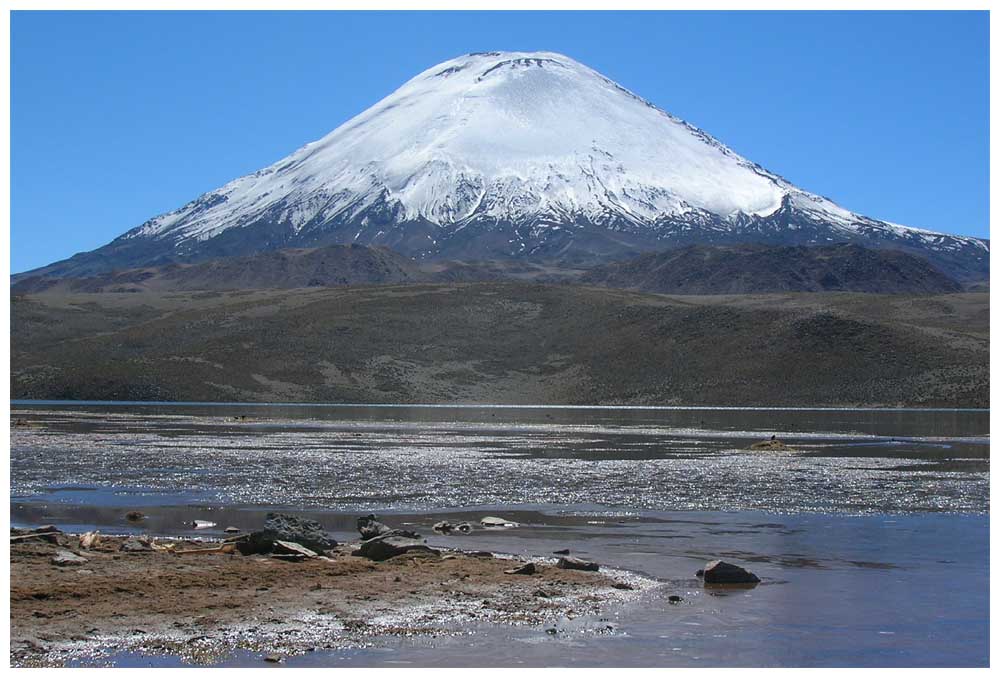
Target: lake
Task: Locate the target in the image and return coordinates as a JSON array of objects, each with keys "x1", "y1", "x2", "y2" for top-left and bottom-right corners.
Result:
[{"x1": 9, "y1": 402, "x2": 990, "y2": 667}]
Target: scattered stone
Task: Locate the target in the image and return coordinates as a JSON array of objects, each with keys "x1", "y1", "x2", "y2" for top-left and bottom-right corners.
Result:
[
  {"x1": 611, "y1": 582, "x2": 635, "y2": 590},
  {"x1": 480, "y1": 516, "x2": 518, "y2": 528},
  {"x1": 353, "y1": 534, "x2": 439, "y2": 562},
  {"x1": 271, "y1": 540, "x2": 317, "y2": 561},
  {"x1": 553, "y1": 548, "x2": 570, "y2": 555},
  {"x1": 263, "y1": 654, "x2": 282, "y2": 663},
  {"x1": 668, "y1": 595, "x2": 683, "y2": 604},
  {"x1": 119, "y1": 537, "x2": 153, "y2": 552},
  {"x1": 466, "y1": 551, "x2": 494, "y2": 558},
  {"x1": 556, "y1": 556, "x2": 599, "y2": 572},
  {"x1": 125, "y1": 511, "x2": 145, "y2": 522},
  {"x1": 504, "y1": 562, "x2": 536, "y2": 575},
  {"x1": 701, "y1": 560, "x2": 761, "y2": 584},
  {"x1": 51, "y1": 550, "x2": 88, "y2": 566}
]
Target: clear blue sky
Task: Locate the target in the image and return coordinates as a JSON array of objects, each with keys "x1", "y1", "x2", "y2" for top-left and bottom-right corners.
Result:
[{"x1": 11, "y1": 10, "x2": 990, "y2": 273}]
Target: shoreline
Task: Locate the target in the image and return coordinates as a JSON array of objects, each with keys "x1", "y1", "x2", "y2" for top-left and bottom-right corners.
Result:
[{"x1": 10, "y1": 529, "x2": 653, "y2": 667}]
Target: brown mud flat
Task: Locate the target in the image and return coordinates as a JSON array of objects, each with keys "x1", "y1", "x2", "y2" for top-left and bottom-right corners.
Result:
[{"x1": 11, "y1": 534, "x2": 647, "y2": 667}]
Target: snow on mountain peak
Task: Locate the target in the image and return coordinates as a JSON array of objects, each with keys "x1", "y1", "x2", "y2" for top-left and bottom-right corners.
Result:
[
  {"x1": 115, "y1": 50, "x2": 985, "y2": 277},
  {"x1": 135, "y1": 50, "x2": 797, "y2": 242}
]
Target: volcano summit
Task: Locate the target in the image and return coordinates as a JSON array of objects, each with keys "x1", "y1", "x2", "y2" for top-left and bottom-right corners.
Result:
[{"x1": 26, "y1": 51, "x2": 988, "y2": 281}]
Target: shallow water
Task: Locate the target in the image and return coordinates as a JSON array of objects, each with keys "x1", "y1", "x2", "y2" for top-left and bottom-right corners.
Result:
[{"x1": 9, "y1": 402, "x2": 991, "y2": 667}]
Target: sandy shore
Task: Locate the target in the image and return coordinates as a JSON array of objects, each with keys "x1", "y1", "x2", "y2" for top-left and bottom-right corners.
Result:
[{"x1": 11, "y1": 532, "x2": 647, "y2": 667}]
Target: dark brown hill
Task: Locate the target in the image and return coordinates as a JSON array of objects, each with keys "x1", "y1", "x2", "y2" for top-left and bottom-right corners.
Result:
[
  {"x1": 11, "y1": 284, "x2": 988, "y2": 407},
  {"x1": 580, "y1": 244, "x2": 962, "y2": 294},
  {"x1": 11, "y1": 244, "x2": 423, "y2": 294}
]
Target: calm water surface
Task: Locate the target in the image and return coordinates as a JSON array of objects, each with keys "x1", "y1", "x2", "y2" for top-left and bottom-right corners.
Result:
[{"x1": 9, "y1": 402, "x2": 990, "y2": 667}]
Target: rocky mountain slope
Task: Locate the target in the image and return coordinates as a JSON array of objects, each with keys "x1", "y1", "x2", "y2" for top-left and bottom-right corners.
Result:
[
  {"x1": 11, "y1": 245, "x2": 423, "y2": 294},
  {"x1": 14, "y1": 242, "x2": 968, "y2": 296},
  {"x1": 20, "y1": 51, "x2": 988, "y2": 282},
  {"x1": 581, "y1": 243, "x2": 963, "y2": 294}
]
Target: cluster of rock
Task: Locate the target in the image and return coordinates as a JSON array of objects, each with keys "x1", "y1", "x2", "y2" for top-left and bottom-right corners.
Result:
[
  {"x1": 13, "y1": 516, "x2": 762, "y2": 595},
  {"x1": 353, "y1": 514, "x2": 439, "y2": 561},
  {"x1": 432, "y1": 515, "x2": 519, "y2": 535}
]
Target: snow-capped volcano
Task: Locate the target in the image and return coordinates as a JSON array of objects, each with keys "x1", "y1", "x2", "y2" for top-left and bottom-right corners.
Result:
[{"x1": 27, "y1": 51, "x2": 988, "y2": 280}]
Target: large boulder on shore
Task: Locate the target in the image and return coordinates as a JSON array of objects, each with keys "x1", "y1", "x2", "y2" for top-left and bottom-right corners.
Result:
[
  {"x1": 701, "y1": 560, "x2": 761, "y2": 584},
  {"x1": 354, "y1": 534, "x2": 439, "y2": 562},
  {"x1": 556, "y1": 556, "x2": 600, "y2": 572},
  {"x1": 357, "y1": 514, "x2": 392, "y2": 540},
  {"x1": 12, "y1": 525, "x2": 65, "y2": 545},
  {"x1": 235, "y1": 513, "x2": 335, "y2": 555}
]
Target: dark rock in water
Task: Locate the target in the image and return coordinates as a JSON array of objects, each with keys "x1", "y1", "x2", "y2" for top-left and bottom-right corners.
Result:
[
  {"x1": 553, "y1": 548, "x2": 570, "y2": 555},
  {"x1": 356, "y1": 514, "x2": 421, "y2": 540},
  {"x1": 504, "y1": 562, "x2": 536, "y2": 575},
  {"x1": 125, "y1": 511, "x2": 146, "y2": 522},
  {"x1": 432, "y1": 521, "x2": 453, "y2": 534},
  {"x1": 263, "y1": 655, "x2": 282, "y2": 663},
  {"x1": 119, "y1": 537, "x2": 153, "y2": 552},
  {"x1": 224, "y1": 526, "x2": 241, "y2": 534},
  {"x1": 750, "y1": 438, "x2": 790, "y2": 451},
  {"x1": 702, "y1": 560, "x2": 761, "y2": 584},
  {"x1": 354, "y1": 534, "x2": 439, "y2": 562},
  {"x1": 668, "y1": 595, "x2": 683, "y2": 604},
  {"x1": 466, "y1": 551, "x2": 494, "y2": 558},
  {"x1": 556, "y1": 556, "x2": 599, "y2": 572},
  {"x1": 695, "y1": 569, "x2": 705, "y2": 578},
  {"x1": 545, "y1": 627, "x2": 558, "y2": 636},
  {"x1": 480, "y1": 516, "x2": 518, "y2": 528},
  {"x1": 52, "y1": 550, "x2": 88, "y2": 566},
  {"x1": 455, "y1": 522, "x2": 473, "y2": 534}
]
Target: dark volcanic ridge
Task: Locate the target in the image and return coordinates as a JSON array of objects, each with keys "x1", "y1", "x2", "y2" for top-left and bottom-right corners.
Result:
[
  {"x1": 11, "y1": 245, "x2": 423, "y2": 294},
  {"x1": 12, "y1": 242, "x2": 967, "y2": 295},
  {"x1": 580, "y1": 243, "x2": 963, "y2": 295}
]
